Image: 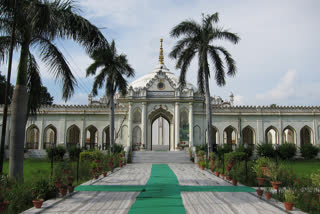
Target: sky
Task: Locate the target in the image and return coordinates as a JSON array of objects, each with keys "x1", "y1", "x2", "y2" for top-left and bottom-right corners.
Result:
[{"x1": 1, "y1": 0, "x2": 320, "y2": 106}]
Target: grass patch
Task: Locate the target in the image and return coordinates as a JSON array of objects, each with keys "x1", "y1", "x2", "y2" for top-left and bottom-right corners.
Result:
[{"x1": 280, "y1": 159, "x2": 320, "y2": 177}]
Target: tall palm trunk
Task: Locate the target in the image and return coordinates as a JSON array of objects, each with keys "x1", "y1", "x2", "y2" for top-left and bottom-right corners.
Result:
[
  {"x1": 9, "y1": 42, "x2": 30, "y2": 179},
  {"x1": 109, "y1": 93, "x2": 115, "y2": 154},
  {"x1": 204, "y1": 71, "x2": 213, "y2": 154}
]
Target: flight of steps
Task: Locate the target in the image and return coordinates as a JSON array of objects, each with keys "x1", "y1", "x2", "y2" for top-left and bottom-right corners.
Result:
[{"x1": 132, "y1": 151, "x2": 191, "y2": 163}]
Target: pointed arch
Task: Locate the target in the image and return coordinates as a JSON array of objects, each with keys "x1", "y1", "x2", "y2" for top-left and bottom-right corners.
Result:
[
  {"x1": 43, "y1": 124, "x2": 57, "y2": 149},
  {"x1": 133, "y1": 108, "x2": 142, "y2": 123},
  {"x1": 223, "y1": 126, "x2": 237, "y2": 144},
  {"x1": 26, "y1": 124, "x2": 39, "y2": 149},
  {"x1": 102, "y1": 126, "x2": 110, "y2": 150},
  {"x1": 66, "y1": 124, "x2": 80, "y2": 147},
  {"x1": 300, "y1": 125, "x2": 313, "y2": 145},
  {"x1": 265, "y1": 126, "x2": 278, "y2": 144},
  {"x1": 85, "y1": 125, "x2": 98, "y2": 149},
  {"x1": 180, "y1": 109, "x2": 189, "y2": 142},
  {"x1": 132, "y1": 126, "x2": 142, "y2": 150},
  {"x1": 193, "y1": 125, "x2": 201, "y2": 146},
  {"x1": 242, "y1": 125, "x2": 255, "y2": 145},
  {"x1": 283, "y1": 126, "x2": 296, "y2": 144}
]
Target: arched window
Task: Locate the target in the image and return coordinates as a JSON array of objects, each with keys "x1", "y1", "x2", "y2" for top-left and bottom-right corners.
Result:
[
  {"x1": 132, "y1": 126, "x2": 141, "y2": 150},
  {"x1": 265, "y1": 126, "x2": 278, "y2": 144},
  {"x1": 223, "y1": 126, "x2": 237, "y2": 144},
  {"x1": 85, "y1": 125, "x2": 98, "y2": 149},
  {"x1": 67, "y1": 125, "x2": 80, "y2": 147},
  {"x1": 43, "y1": 125, "x2": 57, "y2": 149},
  {"x1": 26, "y1": 125, "x2": 39, "y2": 149},
  {"x1": 193, "y1": 125, "x2": 201, "y2": 145},
  {"x1": 133, "y1": 108, "x2": 141, "y2": 123},
  {"x1": 180, "y1": 110, "x2": 189, "y2": 142},
  {"x1": 283, "y1": 126, "x2": 296, "y2": 144},
  {"x1": 242, "y1": 126, "x2": 255, "y2": 145},
  {"x1": 300, "y1": 126, "x2": 313, "y2": 145}
]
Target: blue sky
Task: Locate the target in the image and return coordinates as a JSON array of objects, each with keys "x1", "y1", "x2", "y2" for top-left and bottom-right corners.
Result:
[{"x1": 1, "y1": 0, "x2": 320, "y2": 106}]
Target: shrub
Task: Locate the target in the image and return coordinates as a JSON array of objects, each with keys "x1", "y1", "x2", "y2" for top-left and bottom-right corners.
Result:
[
  {"x1": 278, "y1": 143, "x2": 296, "y2": 160},
  {"x1": 46, "y1": 145, "x2": 66, "y2": 161},
  {"x1": 80, "y1": 151, "x2": 104, "y2": 162},
  {"x1": 217, "y1": 144, "x2": 233, "y2": 158},
  {"x1": 284, "y1": 188, "x2": 296, "y2": 203},
  {"x1": 113, "y1": 144, "x2": 124, "y2": 154},
  {"x1": 195, "y1": 144, "x2": 207, "y2": 153},
  {"x1": 67, "y1": 146, "x2": 82, "y2": 161},
  {"x1": 300, "y1": 143, "x2": 319, "y2": 160},
  {"x1": 236, "y1": 145, "x2": 253, "y2": 158},
  {"x1": 257, "y1": 143, "x2": 274, "y2": 158},
  {"x1": 256, "y1": 157, "x2": 271, "y2": 167},
  {"x1": 7, "y1": 182, "x2": 33, "y2": 214}
]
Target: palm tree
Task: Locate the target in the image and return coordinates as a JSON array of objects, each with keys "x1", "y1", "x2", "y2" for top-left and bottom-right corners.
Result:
[
  {"x1": 0, "y1": 0, "x2": 107, "y2": 178},
  {"x1": 86, "y1": 41, "x2": 134, "y2": 154},
  {"x1": 169, "y1": 13, "x2": 240, "y2": 154}
]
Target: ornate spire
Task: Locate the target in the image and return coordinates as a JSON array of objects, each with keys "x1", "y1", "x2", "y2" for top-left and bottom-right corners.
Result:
[{"x1": 159, "y1": 38, "x2": 164, "y2": 65}]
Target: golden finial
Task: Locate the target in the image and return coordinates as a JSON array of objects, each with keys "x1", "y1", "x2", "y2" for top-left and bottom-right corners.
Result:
[{"x1": 159, "y1": 38, "x2": 164, "y2": 65}]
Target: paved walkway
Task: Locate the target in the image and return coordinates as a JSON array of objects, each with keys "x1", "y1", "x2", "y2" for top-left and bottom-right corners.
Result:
[{"x1": 23, "y1": 163, "x2": 305, "y2": 214}]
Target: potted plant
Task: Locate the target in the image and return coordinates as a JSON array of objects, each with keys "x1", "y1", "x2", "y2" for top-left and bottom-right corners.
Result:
[
  {"x1": 199, "y1": 161, "x2": 205, "y2": 170},
  {"x1": 256, "y1": 157, "x2": 271, "y2": 176},
  {"x1": 91, "y1": 162, "x2": 98, "y2": 174},
  {"x1": 208, "y1": 161, "x2": 215, "y2": 172},
  {"x1": 0, "y1": 186, "x2": 9, "y2": 213},
  {"x1": 66, "y1": 175, "x2": 74, "y2": 185},
  {"x1": 230, "y1": 167, "x2": 239, "y2": 186},
  {"x1": 225, "y1": 171, "x2": 231, "y2": 181},
  {"x1": 265, "y1": 187, "x2": 272, "y2": 200},
  {"x1": 311, "y1": 169, "x2": 320, "y2": 202},
  {"x1": 31, "y1": 179, "x2": 47, "y2": 208},
  {"x1": 256, "y1": 188, "x2": 264, "y2": 197},
  {"x1": 283, "y1": 188, "x2": 296, "y2": 211},
  {"x1": 209, "y1": 152, "x2": 216, "y2": 163},
  {"x1": 59, "y1": 183, "x2": 68, "y2": 197},
  {"x1": 269, "y1": 162, "x2": 282, "y2": 190},
  {"x1": 252, "y1": 163, "x2": 264, "y2": 186},
  {"x1": 53, "y1": 164, "x2": 63, "y2": 188}
]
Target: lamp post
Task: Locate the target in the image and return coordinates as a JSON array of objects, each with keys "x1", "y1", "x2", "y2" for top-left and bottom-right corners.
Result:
[
  {"x1": 222, "y1": 143, "x2": 225, "y2": 176},
  {"x1": 244, "y1": 143, "x2": 248, "y2": 184},
  {"x1": 273, "y1": 144, "x2": 279, "y2": 167},
  {"x1": 50, "y1": 143, "x2": 55, "y2": 177},
  {"x1": 76, "y1": 143, "x2": 80, "y2": 184}
]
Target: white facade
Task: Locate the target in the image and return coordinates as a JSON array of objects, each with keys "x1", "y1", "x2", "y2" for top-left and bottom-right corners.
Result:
[{"x1": 1, "y1": 43, "x2": 320, "y2": 151}]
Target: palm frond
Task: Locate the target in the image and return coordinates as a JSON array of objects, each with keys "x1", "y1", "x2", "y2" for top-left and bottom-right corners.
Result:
[
  {"x1": 211, "y1": 28, "x2": 240, "y2": 44},
  {"x1": 26, "y1": 51, "x2": 42, "y2": 116},
  {"x1": 208, "y1": 47, "x2": 226, "y2": 86},
  {"x1": 169, "y1": 36, "x2": 196, "y2": 59},
  {"x1": 176, "y1": 47, "x2": 196, "y2": 89},
  {"x1": 170, "y1": 20, "x2": 201, "y2": 38},
  {"x1": 0, "y1": 36, "x2": 18, "y2": 65},
  {"x1": 211, "y1": 45, "x2": 236, "y2": 77},
  {"x1": 37, "y1": 37, "x2": 77, "y2": 101},
  {"x1": 92, "y1": 67, "x2": 108, "y2": 96}
]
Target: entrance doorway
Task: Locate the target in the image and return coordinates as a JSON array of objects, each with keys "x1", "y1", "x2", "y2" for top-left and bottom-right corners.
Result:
[{"x1": 151, "y1": 116, "x2": 170, "y2": 151}]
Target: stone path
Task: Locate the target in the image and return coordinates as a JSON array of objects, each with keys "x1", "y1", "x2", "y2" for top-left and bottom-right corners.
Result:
[{"x1": 23, "y1": 163, "x2": 305, "y2": 214}]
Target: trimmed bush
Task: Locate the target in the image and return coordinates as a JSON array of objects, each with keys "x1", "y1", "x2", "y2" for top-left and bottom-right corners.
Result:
[
  {"x1": 278, "y1": 143, "x2": 297, "y2": 160},
  {"x1": 257, "y1": 143, "x2": 274, "y2": 158},
  {"x1": 113, "y1": 144, "x2": 124, "y2": 154},
  {"x1": 300, "y1": 143, "x2": 319, "y2": 159},
  {"x1": 79, "y1": 151, "x2": 104, "y2": 162},
  {"x1": 46, "y1": 145, "x2": 66, "y2": 161},
  {"x1": 225, "y1": 152, "x2": 246, "y2": 164}
]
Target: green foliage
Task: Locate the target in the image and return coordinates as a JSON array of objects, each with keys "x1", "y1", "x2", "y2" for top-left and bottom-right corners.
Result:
[
  {"x1": 311, "y1": 169, "x2": 320, "y2": 189},
  {"x1": 257, "y1": 143, "x2": 275, "y2": 158},
  {"x1": 113, "y1": 144, "x2": 124, "y2": 154},
  {"x1": 235, "y1": 145, "x2": 253, "y2": 158},
  {"x1": 46, "y1": 145, "x2": 66, "y2": 161},
  {"x1": 0, "y1": 71, "x2": 13, "y2": 104},
  {"x1": 199, "y1": 161, "x2": 205, "y2": 167},
  {"x1": 217, "y1": 144, "x2": 233, "y2": 159},
  {"x1": 197, "y1": 150, "x2": 205, "y2": 160},
  {"x1": 284, "y1": 188, "x2": 296, "y2": 203},
  {"x1": 252, "y1": 162, "x2": 263, "y2": 178},
  {"x1": 278, "y1": 143, "x2": 297, "y2": 160},
  {"x1": 80, "y1": 151, "x2": 104, "y2": 162},
  {"x1": 127, "y1": 150, "x2": 132, "y2": 163},
  {"x1": 31, "y1": 178, "x2": 50, "y2": 200},
  {"x1": 224, "y1": 152, "x2": 246, "y2": 164},
  {"x1": 67, "y1": 146, "x2": 82, "y2": 161},
  {"x1": 53, "y1": 162, "x2": 71, "y2": 181},
  {"x1": 300, "y1": 143, "x2": 319, "y2": 160},
  {"x1": 91, "y1": 162, "x2": 98, "y2": 169},
  {"x1": 256, "y1": 157, "x2": 271, "y2": 167},
  {"x1": 209, "y1": 152, "x2": 217, "y2": 160},
  {"x1": 195, "y1": 144, "x2": 207, "y2": 153},
  {"x1": 7, "y1": 182, "x2": 33, "y2": 214}
]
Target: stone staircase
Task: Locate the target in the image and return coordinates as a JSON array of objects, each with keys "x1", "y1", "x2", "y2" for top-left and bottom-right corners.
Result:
[
  {"x1": 132, "y1": 151, "x2": 191, "y2": 163},
  {"x1": 151, "y1": 145, "x2": 170, "y2": 151}
]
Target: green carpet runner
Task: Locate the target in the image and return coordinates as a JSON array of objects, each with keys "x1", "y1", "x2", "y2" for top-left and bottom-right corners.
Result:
[{"x1": 75, "y1": 164, "x2": 256, "y2": 213}]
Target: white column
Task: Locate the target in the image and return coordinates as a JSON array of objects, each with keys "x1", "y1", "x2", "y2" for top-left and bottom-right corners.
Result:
[
  {"x1": 39, "y1": 115, "x2": 44, "y2": 150},
  {"x1": 141, "y1": 102, "x2": 147, "y2": 147},
  {"x1": 189, "y1": 102, "x2": 193, "y2": 147},
  {"x1": 170, "y1": 123, "x2": 174, "y2": 151},
  {"x1": 175, "y1": 102, "x2": 180, "y2": 150},
  {"x1": 128, "y1": 102, "x2": 133, "y2": 148}
]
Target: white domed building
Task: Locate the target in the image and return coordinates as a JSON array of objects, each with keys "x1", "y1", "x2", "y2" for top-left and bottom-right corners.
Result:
[{"x1": 1, "y1": 40, "x2": 319, "y2": 155}]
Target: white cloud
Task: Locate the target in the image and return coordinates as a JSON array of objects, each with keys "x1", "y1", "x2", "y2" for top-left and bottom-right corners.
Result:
[
  {"x1": 256, "y1": 70, "x2": 297, "y2": 101},
  {"x1": 234, "y1": 95, "x2": 244, "y2": 106}
]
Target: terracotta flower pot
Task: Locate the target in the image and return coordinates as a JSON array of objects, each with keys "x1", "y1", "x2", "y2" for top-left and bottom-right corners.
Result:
[
  {"x1": 94, "y1": 174, "x2": 99, "y2": 179},
  {"x1": 54, "y1": 180, "x2": 62, "y2": 188},
  {"x1": 256, "y1": 189, "x2": 264, "y2": 197},
  {"x1": 270, "y1": 181, "x2": 282, "y2": 190},
  {"x1": 257, "y1": 177, "x2": 265, "y2": 186},
  {"x1": 91, "y1": 168, "x2": 97, "y2": 174},
  {"x1": 32, "y1": 199, "x2": 44, "y2": 209},
  {"x1": 201, "y1": 166, "x2": 204, "y2": 170},
  {"x1": 226, "y1": 176, "x2": 231, "y2": 181},
  {"x1": 94, "y1": 160, "x2": 100, "y2": 163},
  {"x1": 221, "y1": 174, "x2": 225, "y2": 179},
  {"x1": 210, "y1": 168, "x2": 214, "y2": 173},
  {"x1": 284, "y1": 202, "x2": 294, "y2": 211},
  {"x1": 232, "y1": 179, "x2": 238, "y2": 186},
  {"x1": 215, "y1": 172, "x2": 220, "y2": 177},
  {"x1": 0, "y1": 201, "x2": 10, "y2": 212},
  {"x1": 226, "y1": 166, "x2": 231, "y2": 172},
  {"x1": 102, "y1": 172, "x2": 107, "y2": 177},
  {"x1": 59, "y1": 186, "x2": 68, "y2": 197},
  {"x1": 265, "y1": 192, "x2": 272, "y2": 200}
]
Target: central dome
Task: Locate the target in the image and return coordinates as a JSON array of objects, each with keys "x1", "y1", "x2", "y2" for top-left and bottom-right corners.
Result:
[{"x1": 128, "y1": 39, "x2": 197, "y2": 91}]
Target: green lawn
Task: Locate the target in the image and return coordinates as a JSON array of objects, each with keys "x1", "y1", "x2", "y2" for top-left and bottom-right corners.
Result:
[
  {"x1": 280, "y1": 159, "x2": 320, "y2": 177},
  {"x1": 3, "y1": 158, "x2": 52, "y2": 183}
]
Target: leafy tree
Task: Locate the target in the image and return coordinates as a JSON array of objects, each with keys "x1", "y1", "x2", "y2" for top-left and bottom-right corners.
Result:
[
  {"x1": 0, "y1": 0, "x2": 107, "y2": 178},
  {"x1": 0, "y1": 71, "x2": 14, "y2": 104},
  {"x1": 169, "y1": 13, "x2": 239, "y2": 153},
  {"x1": 86, "y1": 41, "x2": 134, "y2": 153}
]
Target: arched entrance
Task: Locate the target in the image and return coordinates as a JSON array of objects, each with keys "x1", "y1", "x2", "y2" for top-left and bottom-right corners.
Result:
[
  {"x1": 85, "y1": 125, "x2": 98, "y2": 149},
  {"x1": 26, "y1": 125, "x2": 39, "y2": 149},
  {"x1": 223, "y1": 126, "x2": 237, "y2": 144},
  {"x1": 148, "y1": 107, "x2": 173, "y2": 151},
  {"x1": 300, "y1": 126, "x2": 313, "y2": 145},
  {"x1": 66, "y1": 125, "x2": 80, "y2": 148},
  {"x1": 43, "y1": 124, "x2": 57, "y2": 149},
  {"x1": 265, "y1": 126, "x2": 278, "y2": 144},
  {"x1": 242, "y1": 126, "x2": 255, "y2": 145},
  {"x1": 283, "y1": 126, "x2": 296, "y2": 144}
]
